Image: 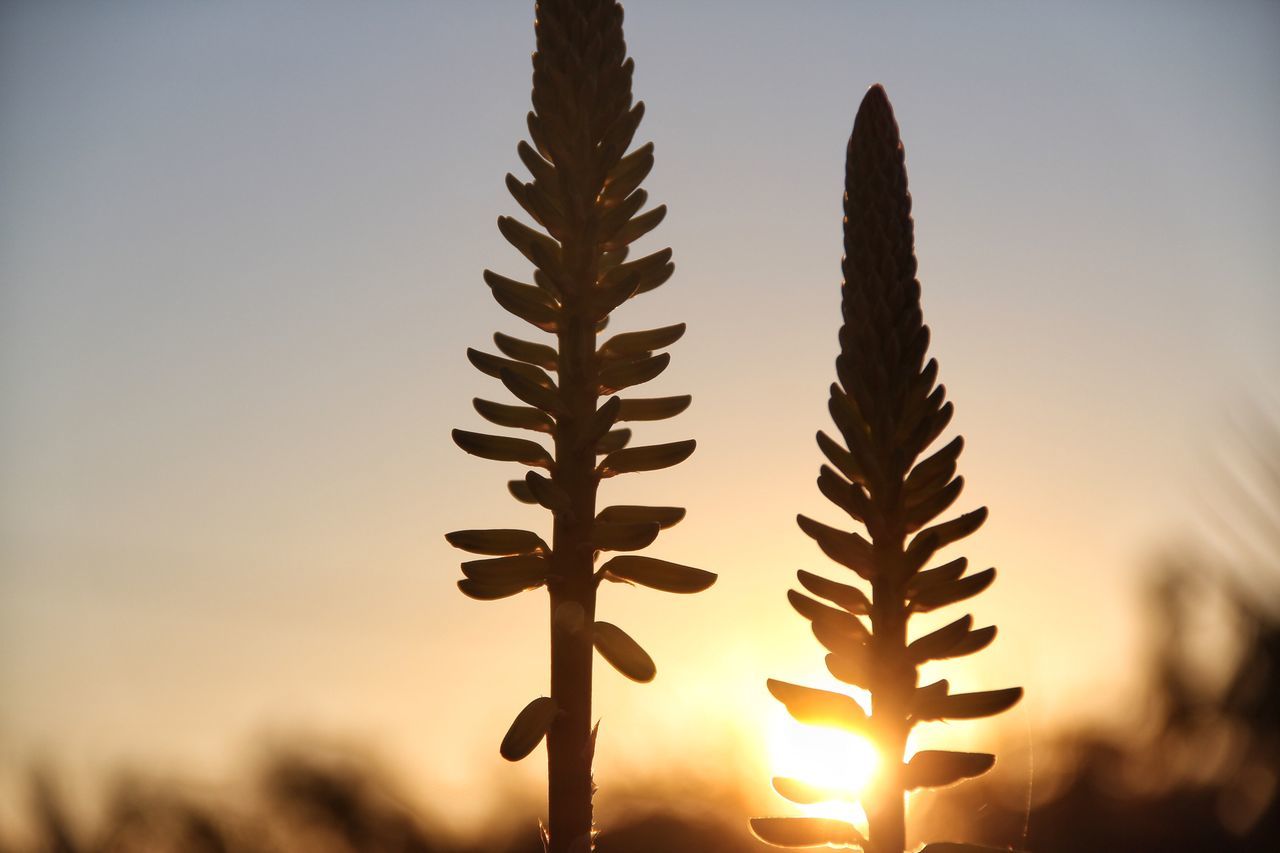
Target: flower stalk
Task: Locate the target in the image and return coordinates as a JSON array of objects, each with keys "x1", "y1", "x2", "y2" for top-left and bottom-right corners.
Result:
[
  {"x1": 446, "y1": 3, "x2": 713, "y2": 850},
  {"x1": 750, "y1": 85, "x2": 1023, "y2": 853}
]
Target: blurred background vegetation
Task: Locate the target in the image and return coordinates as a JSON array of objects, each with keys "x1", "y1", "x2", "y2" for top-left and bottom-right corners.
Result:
[{"x1": 9, "y1": 412, "x2": 1278, "y2": 851}]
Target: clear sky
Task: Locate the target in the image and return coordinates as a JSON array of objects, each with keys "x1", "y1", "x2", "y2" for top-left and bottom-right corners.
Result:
[{"x1": 2, "y1": 0, "x2": 1277, "y2": 832}]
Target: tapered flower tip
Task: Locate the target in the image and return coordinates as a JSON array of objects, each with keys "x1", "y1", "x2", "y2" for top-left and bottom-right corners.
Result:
[
  {"x1": 854, "y1": 84, "x2": 897, "y2": 132},
  {"x1": 851, "y1": 83, "x2": 901, "y2": 151},
  {"x1": 859, "y1": 83, "x2": 892, "y2": 116},
  {"x1": 844, "y1": 80, "x2": 914, "y2": 289}
]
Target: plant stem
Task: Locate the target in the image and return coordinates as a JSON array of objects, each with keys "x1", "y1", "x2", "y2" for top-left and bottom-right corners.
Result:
[
  {"x1": 867, "y1": 531, "x2": 909, "y2": 853},
  {"x1": 547, "y1": 581, "x2": 595, "y2": 851},
  {"x1": 865, "y1": 713, "x2": 907, "y2": 853},
  {"x1": 452, "y1": 4, "x2": 695, "y2": 846},
  {"x1": 547, "y1": 266, "x2": 600, "y2": 850}
]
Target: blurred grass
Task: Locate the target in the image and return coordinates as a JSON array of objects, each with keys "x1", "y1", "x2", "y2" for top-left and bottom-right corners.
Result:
[{"x1": 5, "y1": 419, "x2": 1277, "y2": 852}]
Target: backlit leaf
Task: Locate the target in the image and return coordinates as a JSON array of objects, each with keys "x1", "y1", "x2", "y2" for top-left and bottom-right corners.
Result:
[
  {"x1": 500, "y1": 367, "x2": 561, "y2": 413},
  {"x1": 596, "y1": 505, "x2": 686, "y2": 529},
  {"x1": 905, "y1": 436, "x2": 963, "y2": 497},
  {"x1": 910, "y1": 679, "x2": 950, "y2": 717},
  {"x1": 493, "y1": 332, "x2": 557, "y2": 370},
  {"x1": 817, "y1": 465, "x2": 874, "y2": 525},
  {"x1": 484, "y1": 269, "x2": 560, "y2": 331},
  {"x1": 596, "y1": 102, "x2": 645, "y2": 170},
  {"x1": 524, "y1": 471, "x2": 571, "y2": 513},
  {"x1": 601, "y1": 555, "x2": 715, "y2": 593},
  {"x1": 770, "y1": 777, "x2": 853, "y2": 805},
  {"x1": 827, "y1": 390, "x2": 881, "y2": 483},
  {"x1": 602, "y1": 205, "x2": 666, "y2": 251},
  {"x1": 516, "y1": 140, "x2": 555, "y2": 187},
  {"x1": 452, "y1": 429, "x2": 552, "y2": 468},
  {"x1": 826, "y1": 651, "x2": 870, "y2": 688},
  {"x1": 598, "y1": 352, "x2": 669, "y2": 393},
  {"x1": 599, "y1": 323, "x2": 686, "y2": 359},
  {"x1": 898, "y1": 383, "x2": 947, "y2": 449},
  {"x1": 909, "y1": 507, "x2": 988, "y2": 559},
  {"x1": 906, "y1": 399, "x2": 954, "y2": 459},
  {"x1": 533, "y1": 267, "x2": 561, "y2": 298},
  {"x1": 594, "y1": 275, "x2": 643, "y2": 318},
  {"x1": 499, "y1": 697, "x2": 557, "y2": 761},
  {"x1": 749, "y1": 817, "x2": 865, "y2": 849},
  {"x1": 904, "y1": 750, "x2": 995, "y2": 789},
  {"x1": 599, "y1": 247, "x2": 674, "y2": 295},
  {"x1": 916, "y1": 687, "x2": 1023, "y2": 721},
  {"x1": 602, "y1": 143, "x2": 654, "y2": 202},
  {"x1": 908, "y1": 615, "x2": 973, "y2": 663},
  {"x1": 766, "y1": 680, "x2": 868, "y2": 733},
  {"x1": 508, "y1": 479, "x2": 537, "y2": 504},
  {"x1": 460, "y1": 554, "x2": 548, "y2": 585},
  {"x1": 911, "y1": 621, "x2": 997, "y2": 664},
  {"x1": 616, "y1": 395, "x2": 691, "y2": 421},
  {"x1": 816, "y1": 430, "x2": 864, "y2": 485},
  {"x1": 593, "y1": 622, "x2": 656, "y2": 682},
  {"x1": 587, "y1": 396, "x2": 622, "y2": 441},
  {"x1": 473, "y1": 398, "x2": 555, "y2": 433},
  {"x1": 796, "y1": 515, "x2": 875, "y2": 580},
  {"x1": 597, "y1": 246, "x2": 627, "y2": 275},
  {"x1": 467, "y1": 348, "x2": 555, "y2": 388},
  {"x1": 592, "y1": 521, "x2": 660, "y2": 552},
  {"x1": 948, "y1": 625, "x2": 998, "y2": 657},
  {"x1": 458, "y1": 574, "x2": 541, "y2": 600},
  {"x1": 911, "y1": 568, "x2": 996, "y2": 613},
  {"x1": 445, "y1": 528, "x2": 547, "y2": 556},
  {"x1": 597, "y1": 188, "x2": 649, "y2": 242},
  {"x1": 796, "y1": 570, "x2": 871, "y2": 615},
  {"x1": 595, "y1": 428, "x2": 631, "y2": 454},
  {"x1": 906, "y1": 557, "x2": 968, "y2": 597},
  {"x1": 598, "y1": 439, "x2": 695, "y2": 477},
  {"x1": 505, "y1": 173, "x2": 565, "y2": 236},
  {"x1": 904, "y1": 476, "x2": 965, "y2": 532},
  {"x1": 497, "y1": 215, "x2": 561, "y2": 271},
  {"x1": 788, "y1": 592, "x2": 871, "y2": 644},
  {"x1": 811, "y1": 614, "x2": 869, "y2": 659}
]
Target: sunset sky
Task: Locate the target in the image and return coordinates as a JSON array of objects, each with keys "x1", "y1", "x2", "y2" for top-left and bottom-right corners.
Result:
[{"x1": 2, "y1": 0, "x2": 1278, "y2": 835}]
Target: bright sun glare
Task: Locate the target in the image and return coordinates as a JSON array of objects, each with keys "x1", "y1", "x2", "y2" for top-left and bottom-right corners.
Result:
[{"x1": 766, "y1": 703, "x2": 880, "y2": 826}]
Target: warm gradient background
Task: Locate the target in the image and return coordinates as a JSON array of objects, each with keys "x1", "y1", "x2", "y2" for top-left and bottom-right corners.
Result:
[{"x1": 2, "y1": 0, "x2": 1278, "y2": 840}]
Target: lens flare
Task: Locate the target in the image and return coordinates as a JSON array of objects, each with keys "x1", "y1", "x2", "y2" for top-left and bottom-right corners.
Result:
[{"x1": 766, "y1": 703, "x2": 879, "y2": 827}]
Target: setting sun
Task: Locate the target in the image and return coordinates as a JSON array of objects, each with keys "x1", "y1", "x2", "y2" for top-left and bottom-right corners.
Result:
[{"x1": 766, "y1": 702, "x2": 880, "y2": 826}]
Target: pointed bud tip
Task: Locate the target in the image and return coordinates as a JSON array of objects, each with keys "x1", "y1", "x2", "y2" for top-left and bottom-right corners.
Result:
[
  {"x1": 850, "y1": 83, "x2": 902, "y2": 154},
  {"x1": 858, "y1": 83, "x2": 894, "y2": 117}
]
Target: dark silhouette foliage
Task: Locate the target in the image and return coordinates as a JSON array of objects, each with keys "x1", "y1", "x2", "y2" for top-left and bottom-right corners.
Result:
[
  {"x1": 750, "y1": 85, "x2": 1021, "y2": 853},
  {"x1": 445, "y1": 1, "x2": 711, "y2": 850}
]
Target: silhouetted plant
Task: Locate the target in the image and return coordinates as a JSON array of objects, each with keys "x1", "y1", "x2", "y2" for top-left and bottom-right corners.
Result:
[
  {"x1": 445, "y1": 2, "x2": 713, "y2": 851},
  {"x1": 749, "y1": 85, "x2": 1022, "y2": 853}
]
